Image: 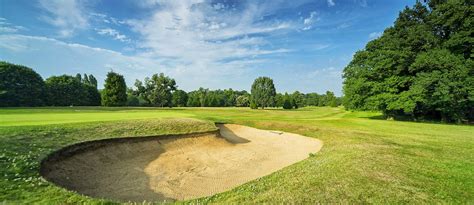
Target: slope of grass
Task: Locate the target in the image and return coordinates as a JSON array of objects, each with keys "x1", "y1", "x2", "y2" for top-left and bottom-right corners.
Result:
[{"x1": 0, "y1": 107, "x2": 472, "y2": 204}]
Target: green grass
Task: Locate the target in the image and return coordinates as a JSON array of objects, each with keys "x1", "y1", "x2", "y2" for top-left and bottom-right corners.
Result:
[{"x1": 0, "y1": 107, "x2": 472, "y2": 204}]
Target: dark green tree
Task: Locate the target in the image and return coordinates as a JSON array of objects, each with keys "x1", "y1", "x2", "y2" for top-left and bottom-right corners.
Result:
[
  {"x1": 282, "y1": 93, "x2": 293, "y2": 109},
  {"x1": 236, "y1": 95, "x2": 250, "y2": 107},
  {"x1": 291, "y1": 91, "x2": 304, "y2": 109},
  {"x1": 45, "y1": 75, "x2": 89, "y2": 106},
  {"x1": 0, "y1": 62, "x2": 45, "y2": 106},
  {"x1": 251, "y1": 76, "x2": 276, "y2": 109},
  {"x1": 134, "y1": 73, "x2": 176, "y2": 107},
  {"x1": 172, "y1": 89, "x2": 188, "y2": 107},
  {"x1": 342, "y1": 0, "x2": 473, "y2": 122},
  {"x1": 102, "y1": 71, "x2": 127, "y2": 106},
  {"x1": 88, "y1": 74, "x2": 98, "y2": 88}
]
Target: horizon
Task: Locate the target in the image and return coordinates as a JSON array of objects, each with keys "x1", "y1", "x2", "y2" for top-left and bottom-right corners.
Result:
[{"x1": 0, "y1": 0, "x2": 415, "y2": 95}]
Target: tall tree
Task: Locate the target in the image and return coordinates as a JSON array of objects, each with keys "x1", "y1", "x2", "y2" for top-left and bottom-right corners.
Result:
[
  {"x1": 135, "y1": 73, "x2": 177, "y2": 107},
  {"x1": 251, "y1": 76, "x2": 276, "y2": 109},
  {"x1": 282, "y1": 93, "x2": 293, "y2": 109},
  {"x1": 342, "y1": 0, "x2": 473, "y2": 122},
  {"x1": 0, "y1": 62, "x2": 45, "y2": 106},
  {"x1": 82, "y1": 74, "x2": 90, "y2": 85},
  {"x1": 102, "y1": 71, "x2": 127, "y2": 106},
  {"x1": 172, "y1": 89, "x2": 188, "y2": 107},
  {"x1": 291, "y1": 91, "x2": 304, "y2": 109},
  {"x1": 88, "y1": 74, "x2": 98, "y2": 88},
  {"x1": 45, "y1": 75, "x2": 89, "y2": 106},
  {"x1": 236, "y1": 95, "x2": 250, "y2": 107}
]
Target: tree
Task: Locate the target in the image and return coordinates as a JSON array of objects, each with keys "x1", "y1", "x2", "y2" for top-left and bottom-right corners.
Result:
[
  {"x1": 102, "y1": 71, "x2": 127, "y2": 106},
  {"x1": 84, "y1": 84, "x2": 101, "y2": 106},
  {"x1": 325, "y1": 91, "x2": 338, "y2": 107},
  {"x1": 134, "y1": 73, "x2": 176, "y2": 107},
  {"x1": 88, "y1": 74, "x2": 98, "y2": 88},
  {"x1": 251, "y1": 76, "x2": 276, "y2": 109},
  {"x1": 342, "y1": 0, "x2": 473, "y2": 122},
  {"x1": 75, "y1": 73, "x2": 82, "y2": 82},
  {"x1": 236, "y1": 95, "x2": 250, "y2": 107},
  {"x1": 172, "y1": 90, "x2": 188, "y2": 107},
  {"x1": 186, "y1": 91, "x2": 201, "y2": 107},
  {"x1": 45, "y1": 75, "x2": 89, "y2": 106},
  {"x1": 291, "y1": 91, "x2": 304, "y2": 109},
  {"x1": 0, "y1": 62, "x2": 45, "y2": 106},
  {"x1": 282, "y1": 93, "x2": 293, "y2": 109}
]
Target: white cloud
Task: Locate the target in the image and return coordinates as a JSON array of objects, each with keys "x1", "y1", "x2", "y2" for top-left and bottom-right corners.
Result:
[
  {"x1": 96, "y1": 28, "x2": 130, "y2": 42},
  {"x1": 369, "y1": 31, "x2": 382, "y2": 39},
  {"x1": 0, "y1": 34, "x2": 161, "y2": 86},
  {"x1": 302, "y1": 11, "x2": 318, "y2": 30},
  {"x1": 38, "y1": 0, "x2": 88, "y2": 37},
  {"x1": 327, "y1": 0, "x2": 335, "y2": 7},
  {"x1": 126, "y1": 1, "x2": 293, "y2": 85},
  {"x1": 0, "y1": 18, "x2": 27, "y2": 33}
]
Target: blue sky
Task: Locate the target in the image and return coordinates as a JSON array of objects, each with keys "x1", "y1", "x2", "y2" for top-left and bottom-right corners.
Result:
[{"x1": 0, "y1": 0, "x2": 415, "y2": 95}]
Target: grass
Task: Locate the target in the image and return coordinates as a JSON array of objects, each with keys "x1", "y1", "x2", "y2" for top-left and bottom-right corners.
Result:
[{"x1": 0, "y1": 107, "x2": 472, "y2": 204}]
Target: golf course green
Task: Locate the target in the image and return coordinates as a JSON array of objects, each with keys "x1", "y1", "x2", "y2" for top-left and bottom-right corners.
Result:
[{"x1": 0, "y1": 106, "x2": 472, "y2": 203}]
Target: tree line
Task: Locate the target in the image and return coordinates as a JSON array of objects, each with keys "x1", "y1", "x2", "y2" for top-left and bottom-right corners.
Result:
[
  {"x1": 0, "y1": 61, "x2": 341, "y2": 108},
  {"x1": 343, "y1": 0, "x2": 473, "y2": 123}
]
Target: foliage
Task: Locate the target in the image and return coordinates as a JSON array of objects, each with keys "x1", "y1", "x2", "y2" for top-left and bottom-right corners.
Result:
[
  {"x1": 134, "y1": 73, "x2": 177, "y2": 107},
  {"x1": 45, "y1": 75, "x2": 92, "y2": 106},
  {"x1": 236, "y1": 95, "x2": 250, "y2": 107},
  {"x1": 172, "y1": 89, "x2": 188, "y2": 107},
  {"x1": 291, "y1": 91, "x2": 304, "y2": 109},
  {"x1": 102, "y1": 71, "x2": 127, "y2": 106},
  {"x1": 0, "y1": 62, "x2": 45, "y2": 107},
  {"x1": 342, "y1": 0, "x2": 473, "y2": 122},
  {"x1": 282, "y1": 93, "x2": 293, "y2": 109},
  {"x1": 251, "y1": 77, "x2": 276, "y2": 109}
]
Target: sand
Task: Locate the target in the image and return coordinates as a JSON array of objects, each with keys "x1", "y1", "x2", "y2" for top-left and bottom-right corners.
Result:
[{"x1": 40, "y1": 124, "x2": 323, "y2": 203}]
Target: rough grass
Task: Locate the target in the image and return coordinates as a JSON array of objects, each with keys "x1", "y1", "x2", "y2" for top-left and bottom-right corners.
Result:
[{"x1": 0, "y1": 107, "x2": 472, "y2": 204}]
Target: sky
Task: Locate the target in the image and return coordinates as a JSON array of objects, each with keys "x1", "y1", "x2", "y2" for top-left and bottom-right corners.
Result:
[{"x1": 0, "y1": 0, "x2": 416, "y2": 96}]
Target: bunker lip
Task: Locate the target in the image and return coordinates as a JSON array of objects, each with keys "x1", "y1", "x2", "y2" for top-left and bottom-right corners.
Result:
[{"x1": 40, "y1": 124, "x2": 323, "y2": 203}]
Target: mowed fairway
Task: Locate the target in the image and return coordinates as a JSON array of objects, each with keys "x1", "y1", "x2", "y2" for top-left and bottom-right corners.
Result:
[{"x1": 0, "y1": 107, "x2": 473, "y2": 203}]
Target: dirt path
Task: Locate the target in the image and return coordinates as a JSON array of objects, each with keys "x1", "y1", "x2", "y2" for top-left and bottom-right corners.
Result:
[{"x1": 41, "y1": 124, "x2": 323, "y2": 202}]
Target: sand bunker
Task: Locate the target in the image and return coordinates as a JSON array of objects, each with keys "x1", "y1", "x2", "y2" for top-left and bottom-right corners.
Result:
[{"x1": 40, "y1": 124, "x2": 322, "y2": 202}]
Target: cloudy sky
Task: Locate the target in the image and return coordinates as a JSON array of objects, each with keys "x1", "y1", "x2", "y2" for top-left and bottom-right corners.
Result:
[{"x1": 0, "y1": 0, "x2": 415, "y2": 95}]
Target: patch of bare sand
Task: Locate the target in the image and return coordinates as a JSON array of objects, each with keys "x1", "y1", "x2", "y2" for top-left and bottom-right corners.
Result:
[{"x1": 41, "y1": 124, "x2": 323, "y2": 203}]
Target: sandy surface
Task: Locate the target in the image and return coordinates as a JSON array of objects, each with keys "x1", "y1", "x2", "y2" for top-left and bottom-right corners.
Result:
[{"x1": 41, "y1": 124, "x2": 323, "y2": 202}]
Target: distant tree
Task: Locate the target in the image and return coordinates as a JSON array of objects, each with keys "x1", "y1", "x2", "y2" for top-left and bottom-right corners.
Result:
[
  {"x1": 251, "y1": 77, "x2": 276, "y2": 109},
  {"x1": 88, "y1": 74, "x2": 98, "y2": 88},
  {"x1": 274, "y1": 93, "x2": 284, "y2": 107},
  {"x1": 126, "y1": 94, "x2": 140, "y2": 106},
  {"x1": 325, "y1": 91, "x2": 338, "y2": 107},
  {"x1": 291, "y1": 91, "x2": 304, "y2": 109},
  {"x1": 75, "y1": 73, "x2": 82, "y2": 82},
  {"x1": 84, "y1": 84, "x2": 101, "y2": 106},
  {"x1": 102, "y1": 71, "x2": 127, "y2": 106},
  {"x1": 283, "y1": 93, "x2": 293, "y2": 109},
  {"x1": 0, "y1": 62, "x2": 45, "y2": 106},
  {"x1": 305, "y1": 93, "x2": 321, "y2": 106},
  {"x1": 186, "y1": 91, "x2": 201, "y2": 107},
  {"x1": 45, "y1": 75, "x2": 89, "y2": 106},
  {"x1": 236, "y1": 95, "x2": 250, "y2": 107},
  {"x1": 223, "y1": 89, "x2": 236, "y2": 107},
  {"x1": 82, "y1": 74, "x2": 90, "y2": 85},
  {"x1": 172, "y1": 89, "x2": 188, "y2": 107},
  {"x1": 134, "y1": 73, "x2": 176, "y2": 107}
]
